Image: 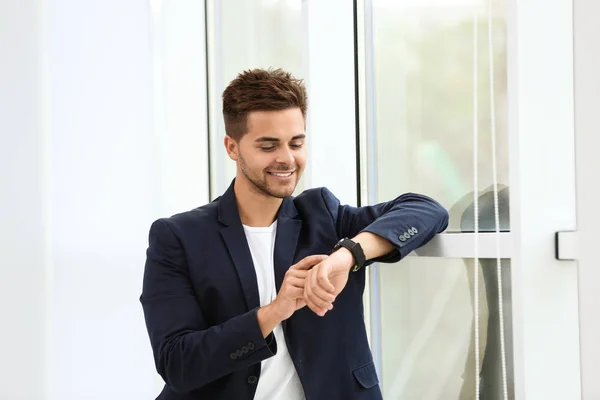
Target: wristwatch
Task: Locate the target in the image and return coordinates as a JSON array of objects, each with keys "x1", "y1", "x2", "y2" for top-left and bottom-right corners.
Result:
[{"x1": 331, "y1": 238, "x2": 366, "y2": 272}]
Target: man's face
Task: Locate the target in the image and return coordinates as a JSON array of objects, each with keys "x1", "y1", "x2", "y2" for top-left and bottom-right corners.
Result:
[{"x1": 225, "y1": 107, "x2": 307, "y2": 199}]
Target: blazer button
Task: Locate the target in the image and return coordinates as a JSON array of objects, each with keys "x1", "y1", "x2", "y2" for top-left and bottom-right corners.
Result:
[
  {"x1": 242, "y1": 346, "x2": 249, "y2": 353},
  {"x1": 248, "y1": 376, "x2": 258, "y2": 385},
  {"x1": 235, "y1": 349, "x2": 243, "y2": 357},
  {"x1": 230, "y1": 352, "x2": 237, "y2": 360},
  {"x1": 247, "y1": 342, "x2": 255, "y2": 350}
]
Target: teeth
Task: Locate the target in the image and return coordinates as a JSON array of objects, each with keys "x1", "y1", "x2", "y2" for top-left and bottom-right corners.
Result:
[{"x1": 271, "y1": 172, "x2": 293, "y2": 177}]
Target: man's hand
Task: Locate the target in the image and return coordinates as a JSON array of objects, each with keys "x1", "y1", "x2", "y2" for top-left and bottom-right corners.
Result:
[
  {"x1": 272, "y1": 254, "x2": 328, "y2": 320},
  {"x1": 257, "y1": 254, "x2": 327, "y2": 337},
  {"x1": 304, "y1": 248, "x2": 355, "y2": 317},
  {"x1": 303, "y1": 232, "x2": 396, "y2": 317}
]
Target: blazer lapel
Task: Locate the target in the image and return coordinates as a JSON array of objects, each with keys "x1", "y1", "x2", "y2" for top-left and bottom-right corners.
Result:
[
  {"x1": 220, "y1": 226, "x2": 260, "y2": 311},
  {"x1": 218, "y1": 181, "x2": 260, "y2": 311},
  {"x1": 273, "y1": 198, "x2": 301, "y2": 293},
  {"x1": 217, "y1": 180, "x2": 303, "y2": 308}
]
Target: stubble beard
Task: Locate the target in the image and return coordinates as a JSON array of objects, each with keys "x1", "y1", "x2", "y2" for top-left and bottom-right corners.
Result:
[{"x1": 238, "y1": 153, "x2": 299, "y2": 199}]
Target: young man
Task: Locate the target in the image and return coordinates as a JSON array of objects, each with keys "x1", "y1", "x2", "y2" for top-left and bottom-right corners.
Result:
[{"x1": 140, "y1": 68, "x2": 448, "y2": 400}]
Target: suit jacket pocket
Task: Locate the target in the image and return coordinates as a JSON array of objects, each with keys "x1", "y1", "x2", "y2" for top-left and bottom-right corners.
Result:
[{"x1": 352, "y1": 361, "x2": 379, "y2": 389}]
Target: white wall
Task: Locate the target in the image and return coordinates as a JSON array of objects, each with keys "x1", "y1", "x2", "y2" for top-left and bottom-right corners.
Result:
[
  {"x1": 574, "y1": 0, "x2": 600, "y2": 397},
  {"x1": 0, "y1": 1, "x2": 47, "y2": 398},
  {"x1": 45, "y1": 1, "x2": 158, "y2": 398},
  {"x1": 1, "y1": 1, "x2": 209, "y2": 399}
]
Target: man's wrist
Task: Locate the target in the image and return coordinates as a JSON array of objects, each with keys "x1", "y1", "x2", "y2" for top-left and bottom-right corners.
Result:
[
  {"x1": 256, "y1": 303, "x2": 284, "y2": 338},
  {"x1": 331, "y1": 247, "x2": 355, "y2": 271}
]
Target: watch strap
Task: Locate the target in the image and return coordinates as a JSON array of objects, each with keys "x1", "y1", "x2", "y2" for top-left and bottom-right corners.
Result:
[{"x1": 332, "y1": 238, "x2": 366, "y2": 272}]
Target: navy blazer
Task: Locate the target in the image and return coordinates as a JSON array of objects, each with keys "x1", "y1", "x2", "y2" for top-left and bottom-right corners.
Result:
[{"x1": 140, "y1": 180, "x2": 448, "y2": 400}]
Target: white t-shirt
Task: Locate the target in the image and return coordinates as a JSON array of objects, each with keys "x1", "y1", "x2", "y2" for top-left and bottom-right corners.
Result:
[{"x1": 243, "y1": 222, "x2": 305, "y2": 400}]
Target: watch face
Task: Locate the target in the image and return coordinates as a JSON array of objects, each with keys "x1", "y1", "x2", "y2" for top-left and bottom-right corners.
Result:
[{"x1": 334, "y1": 238, "x2": 346, "y2": 250}]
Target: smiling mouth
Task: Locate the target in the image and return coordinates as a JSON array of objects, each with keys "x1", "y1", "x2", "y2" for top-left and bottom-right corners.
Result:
[{"x1": 268, "y1": 171, "x2": 295, "y2": 177}]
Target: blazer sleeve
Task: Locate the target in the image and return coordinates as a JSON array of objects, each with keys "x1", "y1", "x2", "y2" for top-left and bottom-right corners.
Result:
[
  {"x1": 320, "y1": 187, "x2": 449, "y2": 264},
  {"x1": 139, "y1": 218, "x2": 276, "y2": 394}
]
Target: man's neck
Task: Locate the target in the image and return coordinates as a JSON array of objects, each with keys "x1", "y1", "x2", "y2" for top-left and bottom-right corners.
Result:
[{"x1": 234, "y1": 177, "x2": 283, "y2": 227}]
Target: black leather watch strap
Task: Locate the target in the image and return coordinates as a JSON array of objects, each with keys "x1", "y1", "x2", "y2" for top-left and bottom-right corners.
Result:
[{"x1": 331, "y1": 238, "x2": 366, "y2": 272}]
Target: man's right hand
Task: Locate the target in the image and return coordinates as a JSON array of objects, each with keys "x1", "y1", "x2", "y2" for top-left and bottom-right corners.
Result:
[{"x1": 257, "y1": 254, "x2": 328, "y2": 337}]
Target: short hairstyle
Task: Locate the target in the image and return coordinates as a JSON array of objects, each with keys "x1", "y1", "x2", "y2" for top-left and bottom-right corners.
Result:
[{"x1": 222, "y1": 68, "x2": 307, "y2": 141}]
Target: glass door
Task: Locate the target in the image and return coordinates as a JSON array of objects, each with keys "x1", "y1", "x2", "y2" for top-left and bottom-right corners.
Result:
[{"x1": 356, "y1": 0, "x2": 579, "y2": 398}]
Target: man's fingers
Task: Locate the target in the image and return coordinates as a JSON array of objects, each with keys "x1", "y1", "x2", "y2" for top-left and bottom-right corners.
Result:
[
  {"x1": 309, "y1": 291, "x2": 334, "y2": 314},
  {"x1": 304, "y1": 277, "x2": 322, "y2": 315},
  {"x1": 317, "y1": 265, "x2": 335, "y2": 293},
  {"x1": 305, "y1": 269, "x2": 333, "y2": 316},
  {"x1": 312, "y1": 284, "x2": 336, "y2": 304},
  {"x1": 286, "y1": 269, "x2": 309, "y2": 279},
  {"x1": 310, "y1": 283, "x2": 335, "y2": 310},
  {"x1": 286, "y1": 276, "x2": 306, "y2": 289},
  {"x1": 291, "y1": 254, "x2": 328, "y2": 270}
]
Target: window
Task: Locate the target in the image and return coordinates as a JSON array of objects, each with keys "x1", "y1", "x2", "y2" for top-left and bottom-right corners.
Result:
[
  {"x1": 366, "y1": 0, "x2": 509, "y2": 232},
  {"x1": 379, "y1": 257, "x2": 513, "y2": 399},
  {"x1": 359, "y1": 0, "x2": 514, "y2": 398}
]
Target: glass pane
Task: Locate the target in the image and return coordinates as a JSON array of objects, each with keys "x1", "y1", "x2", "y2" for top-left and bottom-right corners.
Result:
[
  {"x1": 379, "y1": 257, "x2": 514, "y2": 399},
  {"x1": 369, "y1": 0, "x2": 508, "y2": 231},
  {"x1": 208, "y1": 0, "x2": 304, "y2": 197}
]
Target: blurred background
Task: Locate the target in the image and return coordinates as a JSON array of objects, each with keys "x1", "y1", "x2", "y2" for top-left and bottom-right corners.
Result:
[{"x1": 1, "y1": 0, "x2": 598, "y2": 399}]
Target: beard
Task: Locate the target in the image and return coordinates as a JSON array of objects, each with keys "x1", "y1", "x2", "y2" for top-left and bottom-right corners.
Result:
[{"x1": 238, "y1": 152, "x2": 299, "y2": 199}]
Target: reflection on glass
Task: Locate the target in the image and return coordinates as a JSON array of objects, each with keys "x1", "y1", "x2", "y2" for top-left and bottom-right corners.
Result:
[
  {"x1": 208, "y1": 0, "x2": 304, "y2": 197},
  {"x1": 370, "y1": 0, "x2": 508, "y2": 231},
  {"x1": 379, "y1": 257, "x2": 514, "y2": 400}
]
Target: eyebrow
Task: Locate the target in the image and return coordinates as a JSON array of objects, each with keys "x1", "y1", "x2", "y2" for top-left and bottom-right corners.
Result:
[{"x1": 254, "y1": 134, "x2": 306, "y2": 143}]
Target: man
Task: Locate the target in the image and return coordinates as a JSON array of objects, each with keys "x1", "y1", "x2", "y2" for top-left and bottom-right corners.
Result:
[{"x1": 140, "y1": 68, "x2": 448, "y2": 400}]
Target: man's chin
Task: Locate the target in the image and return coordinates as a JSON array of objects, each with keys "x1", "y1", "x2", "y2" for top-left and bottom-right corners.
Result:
[
  {"x1": 268, "y1": 188, "x2": 295, "y2": 199},
  {"x1": 266, "y1": 183, "x2": 296, "y2": 199},
  {"x1": 247, "y1": 175, "x2": 298, "y2": 199}
]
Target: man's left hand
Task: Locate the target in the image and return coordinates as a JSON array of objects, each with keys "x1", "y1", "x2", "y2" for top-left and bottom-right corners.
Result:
[{"x1": 304, "y1": 248, "x2": 354, "y2": 317}]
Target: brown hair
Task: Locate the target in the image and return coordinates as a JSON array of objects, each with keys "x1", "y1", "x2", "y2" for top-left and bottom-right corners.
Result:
[{"x1": 222, "y1": 68, "x2": 307, "y2": 141}]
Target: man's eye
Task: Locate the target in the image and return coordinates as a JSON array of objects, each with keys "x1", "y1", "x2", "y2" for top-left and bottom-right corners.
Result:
[
  {"x1": 260, "y1": 146, "x2": 275, "y2": 151},
  {"x1": 290, "y1": 143, "x2": 304, "y2": 149}
]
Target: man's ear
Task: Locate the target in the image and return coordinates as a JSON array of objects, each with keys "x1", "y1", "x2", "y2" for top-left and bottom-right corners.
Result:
[{"x1": 224, "y1": 135, "x2": 239, "y2": 161}]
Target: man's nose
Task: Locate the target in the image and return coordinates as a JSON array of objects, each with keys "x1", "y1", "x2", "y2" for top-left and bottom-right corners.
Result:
[{"x1": 275, "y1": 147, "x2": 294, "y2": 165}]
